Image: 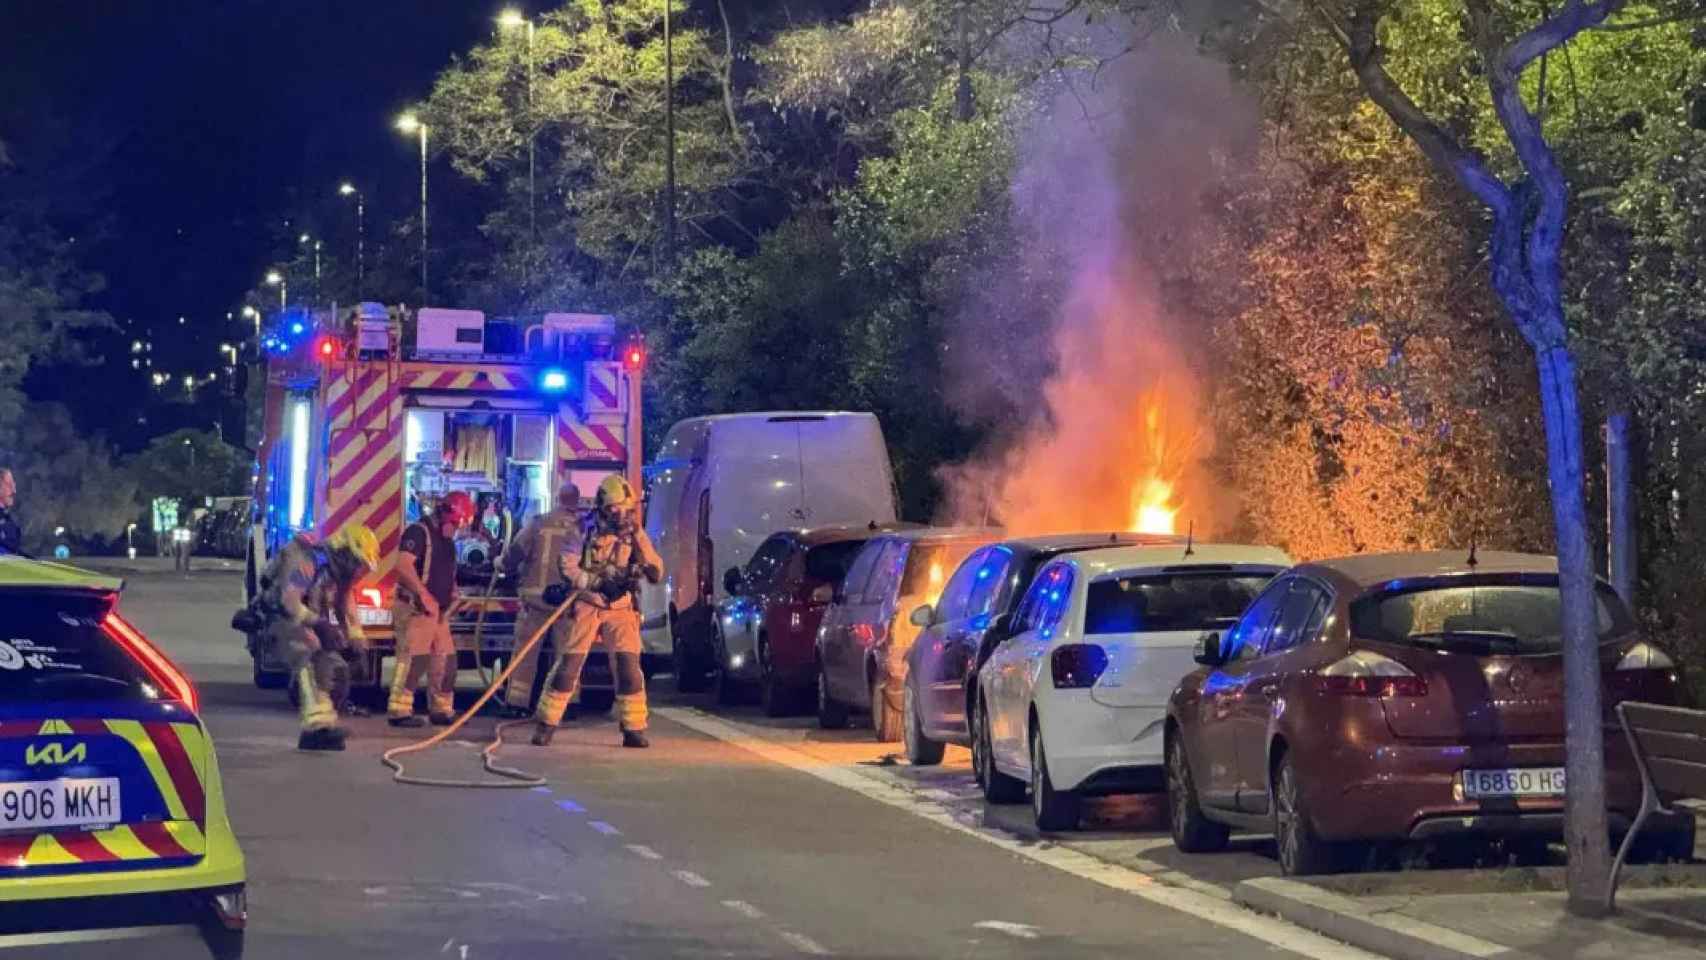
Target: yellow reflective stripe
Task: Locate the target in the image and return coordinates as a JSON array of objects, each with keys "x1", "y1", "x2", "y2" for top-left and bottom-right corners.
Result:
[
  {"x1": 24, "y1": 834, "x2": 77, "y2": 866},
  {"x1": 94, "y1": 825, "x2": 158, "y2": 861},
  {"x1": 37, "y1": 719, "x2": 72, "y2": 735},
  {"x1": 166, "y1": 820, "x2": 207, "y2": 855},
  {"x1": 103, "y1": 720, "x2": 187, "y2": 821},
  {"x1": 170, "y1": 722, "x2": 209, "y2": 787}
]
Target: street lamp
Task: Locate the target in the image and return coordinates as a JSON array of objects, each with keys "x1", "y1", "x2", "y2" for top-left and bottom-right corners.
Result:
[
  {"x1": 299, "y1": 234, "x2": 322, "y2": 287},
  {"x1": 396, "y1": 112, "x2": 429, "y2": 301},
  {"x1": 339, "y1": 182, "x2": 365, "y2": 294},
  {"x1": 265, "y1": 270, "x2": 286, "y2": 310},
  {"x1": 242, "y1": 305, "x2": 260, "y2": 341},
  {"x1": 498, "y1": 9, "x2": 537, "y2": 268}
]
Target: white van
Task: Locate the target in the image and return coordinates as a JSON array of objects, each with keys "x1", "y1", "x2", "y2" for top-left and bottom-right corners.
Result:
[{"x1": 639, "y1": 412, "x2": 898, "y2": 688}]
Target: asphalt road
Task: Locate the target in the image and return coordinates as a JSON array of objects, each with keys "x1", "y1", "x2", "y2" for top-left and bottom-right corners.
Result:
[{"x1": 19, "y1": 565, "x2": 1378, "y2": 960}]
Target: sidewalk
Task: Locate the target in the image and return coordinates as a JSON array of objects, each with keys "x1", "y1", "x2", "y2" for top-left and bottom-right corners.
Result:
[
  {"x1": 68, "y1": 554, "x2": 244, "y2": 576},
  {"x1": 666, "y1": 705, "x2": 1706, "y2": 960}
]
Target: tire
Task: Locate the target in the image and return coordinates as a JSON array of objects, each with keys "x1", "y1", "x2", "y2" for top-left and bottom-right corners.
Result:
[
  {"x1": 580, "y1": 689, "x2": 616, "y2": 714},
  {"x1": 1273, "y1": 750, "x2": 1336, "y2": 876},
  {"x1": 1030, "y1": 724, "x2": 1081, "y2": 831},
  {"x1": 817, "y1": 662, "x2": 851, "y2": 729},
  {"x1": 200, "y1": 922, "x2": 244, "y2": 960},
  {"x1": 871, "y1": 674, "x2": 903, "y2": 743},
  {"x1": 761, "y1": 670, "x2": 804, "y2": 718},
  {"x1": 978, "y1": 699, "x2": 1026, "y2": 804},
  {"x1": 253, "y1": 659, "x2": 288, "y2": 690},
  {"x1": 1166, "y1": 733, "x2": 1230, "y2": 853},
  {"x1": 672, "y1": 636, "x2": 709, "y2": 694},
  {"x1": 714, "y1": 667, "x2": 752, "y2": 707},
  {"x1": 903, "y1": 682, "x2": 945, "y2": 766}
]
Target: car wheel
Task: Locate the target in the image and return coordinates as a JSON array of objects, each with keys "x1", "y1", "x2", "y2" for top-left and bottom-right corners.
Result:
[
  {"x1": 1166, "y1": 733, "x2": 1230, "y2": 853},
  {"x1": 970, "y1": 695, "x2": 990, "y2": 790},
  {"x1": 761, "y1": 669, "x2": 804, "y2": 718},
  {"x1": 902, "y1": 682, "x2": 946, "y2": 765},
  {"x1": 979, "y1": 700, "x2": 1026, "y2": 804},
  {"x1": 253, "y1": 660, "x2": 288, "y2": 690},
  {"x1": 1030, "y1": 724, "x2": 1081, "y2": 831},
  {"x1": 871, "y1": 674, "x2": 903, "y2": 743},
  {"x1": 714, "y1": 664, "x2": 750, "y2": 707},
  {"x1": 1273, "y1": 751, "x2": 1335, "y2": 876},
  {"x1": 579, "y1": 689, "x2": 616, "y2": 714},
  {"x1": 817, "y1": 663, "x2": 850, "y2": 729},
  {"x1": 672, "y1": 636, "x2": 709, "y2": 694}
]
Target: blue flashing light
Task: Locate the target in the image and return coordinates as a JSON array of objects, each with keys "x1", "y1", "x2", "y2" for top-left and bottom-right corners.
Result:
[
  {"x1": 541, "y1": 369, "x2": 570, "y2": 392},
  {"x1": 290, "y1": 321, "x2": 305, "y2": 336}
]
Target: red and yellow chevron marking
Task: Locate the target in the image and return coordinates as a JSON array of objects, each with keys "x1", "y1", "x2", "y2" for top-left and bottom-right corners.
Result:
[
  {"x1": 0, "y1": 720, "x2": 208, "y2": 871},
  {"x1": 557, "y1": 411, "x2": 625, "y2": 464},
  {"x1": 322, "y1": 366, "x2": 405, "y2": 592},
  {"x1": 584, "y1": 362, "x2": 622, "y2": 413},
  {"x1": 400, "y1": 368, "x2": 529, "y2": 392}
]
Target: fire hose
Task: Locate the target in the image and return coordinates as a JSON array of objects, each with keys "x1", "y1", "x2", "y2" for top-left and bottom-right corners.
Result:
[{"x1": 380, "y1": 594, "x2": 573, "y2": 789}]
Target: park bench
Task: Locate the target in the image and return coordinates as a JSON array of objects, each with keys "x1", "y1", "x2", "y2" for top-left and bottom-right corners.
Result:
[{"x1": 1609, "y1": 701, "x2": 1706, "y2": 910}]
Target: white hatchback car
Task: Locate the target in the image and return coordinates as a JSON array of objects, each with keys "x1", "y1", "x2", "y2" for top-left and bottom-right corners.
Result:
[{"x1": 974, "y1": 543, "x2": 1290, "y2": 830}]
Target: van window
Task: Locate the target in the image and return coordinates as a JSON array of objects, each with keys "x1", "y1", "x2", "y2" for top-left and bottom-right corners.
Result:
[{"x1": 838, "y1": 540, "x2": 886, "y2": 604}]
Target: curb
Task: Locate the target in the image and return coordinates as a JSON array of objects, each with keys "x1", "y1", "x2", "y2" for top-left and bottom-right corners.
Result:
[{"x1": 1233, "y1": 876, "x2": 1530, "y2": 960}]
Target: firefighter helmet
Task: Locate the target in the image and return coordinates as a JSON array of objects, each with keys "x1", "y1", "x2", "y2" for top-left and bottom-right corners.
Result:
[
  {"x1": 438, "y1": 490, "x2": 477, "y2": 528},
  {"x1": 328, "y1": 524, "x2": 380, "y2": 571},
  {"x1": 595, "y1": 474, "x2": 637, "y2": 512}
]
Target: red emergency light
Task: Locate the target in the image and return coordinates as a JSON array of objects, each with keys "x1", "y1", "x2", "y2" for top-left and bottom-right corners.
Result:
[
  {"x1": 314, "y1": 336, "x2": 341, "y2": 360},
  {"x1": 623, "y1": 342, "x2": 645, "y2": 371}
]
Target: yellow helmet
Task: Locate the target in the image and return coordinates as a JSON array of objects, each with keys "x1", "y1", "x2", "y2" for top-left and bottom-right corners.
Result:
[
  {"x1": 328, "y1": 524, "x2": 381, "y2": 571},
  {"x1": 595, "y1": 474, "x2": 637, "y2": 511}
]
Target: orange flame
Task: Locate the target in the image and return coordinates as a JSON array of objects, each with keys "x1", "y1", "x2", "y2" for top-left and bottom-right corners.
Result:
[{"x1": 1130, "y1": 403, "x2": 1180, "y2": 535}]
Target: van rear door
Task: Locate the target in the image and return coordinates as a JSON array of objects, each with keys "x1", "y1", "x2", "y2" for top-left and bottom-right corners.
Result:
[{"x1": 794, "y1": 415, "x2": 897, "y2": 527}]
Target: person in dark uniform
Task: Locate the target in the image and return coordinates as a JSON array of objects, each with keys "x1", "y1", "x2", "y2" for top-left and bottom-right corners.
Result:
[{"x1": 0, "y1": 470, "x2": 22, "y2": 556}]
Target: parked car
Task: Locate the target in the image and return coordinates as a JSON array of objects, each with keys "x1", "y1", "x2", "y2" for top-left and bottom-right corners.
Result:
[
  {"x1": 1165, "y1": 550, "x2": 1693, "y2": 876},
  {"x1": 0, "y1": 558, "x2": 247, "y2": 958},
  {"x1": 901, "y1": 532, "x2": 1180, "y2": 767},
  {"x1": 639, "y1": 412, "x2": 899, "y2": 691},
  {"x1": 712, "y1": 522, "x2": 918, "y2": 714},
  {"x1": 977, "y1": 543, "x2": 1290, "y2": 831},
  {"x1": 816, "y1": 527, "x2": 1001, "y2": 740}
]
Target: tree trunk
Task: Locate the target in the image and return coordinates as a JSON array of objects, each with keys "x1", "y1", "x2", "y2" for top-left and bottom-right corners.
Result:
[
  {"x1": 954, "y1": 6, "x2": 973, "y2": 122},
  {"x1": 1605, "y1": 411, "x2": 1636, "y2": 607},
  {"x1": 1535, "y1": 342, "x2": 1612, "y2": 915}
]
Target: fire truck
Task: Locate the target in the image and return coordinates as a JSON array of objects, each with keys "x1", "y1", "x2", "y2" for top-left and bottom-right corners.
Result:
[{"x1": 239, "y1": 302, "x2": 644, "y2": 710}]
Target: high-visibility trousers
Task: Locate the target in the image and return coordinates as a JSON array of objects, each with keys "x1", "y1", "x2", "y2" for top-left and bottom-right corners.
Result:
[
  {"x1": 388, "y1": 605, "x2": 456, "y2": 718},
  {"x1": 503, "y1": 606, "x2": 571, "y2": 710},
  {"x1": 274, "y1": 622, "x2": 346, "y2": 732},
  {"x1": 536, "y1": 602, "x2": 646, "y2": 732}
]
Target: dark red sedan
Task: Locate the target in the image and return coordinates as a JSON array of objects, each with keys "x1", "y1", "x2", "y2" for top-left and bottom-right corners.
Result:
[
  {"x1": 1165, "y1": 550, "x2": 1692, "y2": 874},
  {"x1": 712, "y1": 524, "x2": 915, "y2": 715}
]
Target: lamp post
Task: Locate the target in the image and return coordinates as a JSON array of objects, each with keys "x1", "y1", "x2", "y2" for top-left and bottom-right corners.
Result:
[
  {"x1": 397, "y1": 113, "x2": 429, "y2": 302},
  {"x1": 242, "y1": 305, "x2": 260, "y2": 342},
  {"x1": 265, "y1": 270, "x2": 286, "y2": 310},
  {"x1": 663, "y1": 0, "x2": 677, "y2": 267},
  {"x1": 339, "y1": 182, "x2": 365, "y2": 294},
  {"x1": 498, "y1": 10, "x2": 537, "y2": 263}
]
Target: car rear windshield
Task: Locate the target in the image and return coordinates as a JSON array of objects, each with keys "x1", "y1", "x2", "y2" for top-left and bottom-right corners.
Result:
[
  {"x1": 1084, "y1": 572, "x2": 1274, "y2": 634},
  {"x1": 0, "y1": 592, "x2": 156, "y2": 704},
  {"x1": 804, "y1": 540, "x2": 867, "y2": 583},
  {"x1": 1349, "y1": 579, "x2": 1632, "y2": 655}
]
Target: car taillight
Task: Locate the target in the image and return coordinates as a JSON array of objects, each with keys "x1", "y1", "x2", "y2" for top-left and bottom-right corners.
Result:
[
  {"x1": 1318, "y1": 650, "x2": 1427, "y2": 698},
  {"x1": 358, "y1": 586, "x2": 384, "y2": 607},
  {"x1": 1051, "y1": 644, "x2": 1108, "y2": 689},
  {"x1": 1615, "y1": 642, "x2": 1675, "y2": 672},
  {"x1": 103, "y1": 613, "x2": 199, "y2": 713}
]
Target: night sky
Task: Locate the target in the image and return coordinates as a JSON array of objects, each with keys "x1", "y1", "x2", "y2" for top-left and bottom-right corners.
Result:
[{"x1": 1, "y1": 1, "x2": 507, "y2": 447}]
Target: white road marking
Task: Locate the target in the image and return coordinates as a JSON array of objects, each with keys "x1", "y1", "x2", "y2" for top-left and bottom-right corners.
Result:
[
  {"x1": 975, "y1": 921, "x2": 1042, "y2": 939},
  {"x1": 722, "y1": 899, "x2": 767, "y2": 920},
  {"x1": 657, "y1": 707, "x2": 1382, "y2": 960},
  {"x1": 365, "y1": 886, "x2": 389, "y2": 896},
  {"x1": 627, "y1": 844, "x2": 664, "y2": 860},
  {"x1": 777, "y1": 931, "x2": 832, "y2": 955},
  {"x1": 440, "y1": 938, "x2": 455, "y2": 952},
  {"x1": 556, "y1": 798, "x2": 585, "y2": 813},
  {"x1": 588, "y1": 820, "x2": 622, "y2": 836},
  {"x1": 531, "y1": 785, "x2": 552, "y2": 794},
  {"x1": 0, "y1": 926, "x2": 194, "y2": 948},
  {"x1": 673, "y1": 869, "x2": 711, "y2": 888}
]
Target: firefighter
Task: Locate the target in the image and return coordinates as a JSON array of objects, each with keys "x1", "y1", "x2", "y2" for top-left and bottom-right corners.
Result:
[
  {"x1": 533, "y1": 474, "x2": 661, "y2": 749},
  {"x1": 259, "y1": 524, "x2": 380, "y2": 751},
  {"x1": 388, "y1": 491, "x2": 475, "y2": 727},
  {"x1": 498, "y1": 481, "x2": 585, "y2": 718}
]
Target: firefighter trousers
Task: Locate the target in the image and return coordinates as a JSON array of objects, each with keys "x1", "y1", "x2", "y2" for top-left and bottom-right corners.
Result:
[
  {"x1": 388, "y1": 606, "x2": 456, "y2": 718},
  {"x1": 273, "y1": 622, "x2": 348, "y2": 733},
  {"x1": 536, "y1": 603, "x2": 646, "y2": 732},
  {"x1": 502, "y1": 607, "x2": 572, "y2": 710}
]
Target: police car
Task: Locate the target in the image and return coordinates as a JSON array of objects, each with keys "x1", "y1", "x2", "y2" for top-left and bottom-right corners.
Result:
[{"x1": 0, "y1": 558, "x2": 246, "y2": 958}]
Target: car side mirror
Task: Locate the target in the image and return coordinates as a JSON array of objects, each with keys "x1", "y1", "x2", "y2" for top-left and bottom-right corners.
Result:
[
  {"x1": 1193, "y1": 632, "x2": 1225, "y2": 667},
  {"x1": 723, "y1": 567, "x2": 744, "y2": 595},
  {"x1": 910, "y1": 603, "x2": 934, "y2": 628},
  {"x1": 811, "y1": 583, "x2": 834, "y2": 604}
]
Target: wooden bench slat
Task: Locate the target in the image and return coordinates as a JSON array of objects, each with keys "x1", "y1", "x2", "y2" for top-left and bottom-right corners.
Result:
[
  {"x1": 1620, "y1": 702, "x2": 1706, "y2": 736},
  {"x1": 1643, "y1": 757, "x2": 1706, "y2": 801},
  {"x1": 1629, "y1": 727, "x2": 1706, "y2": 767}
]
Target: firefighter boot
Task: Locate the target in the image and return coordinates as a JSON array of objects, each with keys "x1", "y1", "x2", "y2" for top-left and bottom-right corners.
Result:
[
  {"x1": 531, "y1": 722, "x2": 556, "y2": 747},
  {"x1": 298, "y1": 727, "x2": 348, "y2": 751},
  {"x1": 622, "y1": 729, "x2": 650, "y2": 749}
]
